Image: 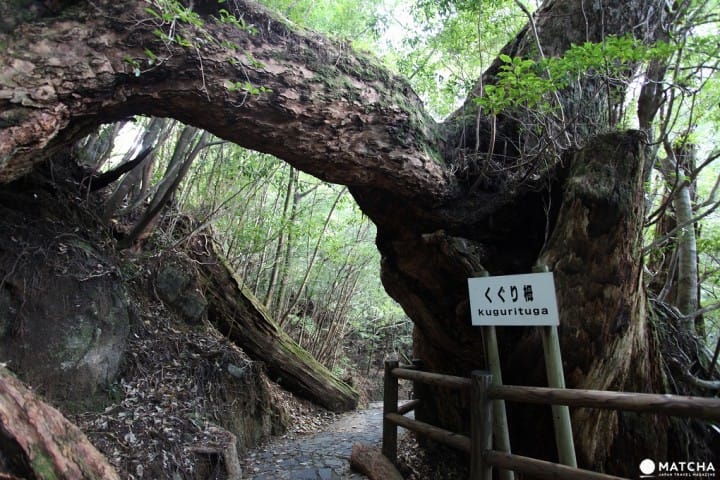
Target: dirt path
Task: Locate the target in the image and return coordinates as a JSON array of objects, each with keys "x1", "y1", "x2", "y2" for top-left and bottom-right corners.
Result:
[{"x1": 240, "y1": 402, "x2": 385, "y2": 480}]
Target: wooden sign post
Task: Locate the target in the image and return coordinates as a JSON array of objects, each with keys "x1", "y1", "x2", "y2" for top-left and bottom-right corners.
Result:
[
  {"x1": 533, "y1": 264, "x2": 577, "y2": 468},
  {"x1": 468, "y1": 268, "x2": 577, "y2": 470},
  {"x1": 473, "y1": 271, "x2": 515, "y2": 480}
]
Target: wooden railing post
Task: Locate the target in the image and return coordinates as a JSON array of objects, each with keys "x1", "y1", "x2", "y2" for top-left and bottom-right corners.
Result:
[
  {"x1": 383, "y1": 359, "x2": 400, "y2": 463},
  {"x1": 471, "y1": 370, "x2": 494, "y2": 480},
  {"x1": 540, "y1": 325, "x2": 578, "y2": 467}
]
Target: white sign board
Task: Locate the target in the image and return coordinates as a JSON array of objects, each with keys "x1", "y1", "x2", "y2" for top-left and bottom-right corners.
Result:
[{"x1": 468, "y1": 272, "x2": 559, "y2": 326}]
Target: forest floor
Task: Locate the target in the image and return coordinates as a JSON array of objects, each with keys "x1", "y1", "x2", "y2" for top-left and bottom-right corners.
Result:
[
  {"x1": 69, "y1": 301, "x2": 462, "y2": 480},
  {"x1": 69, "y1": 284, "x2": 349, "y2": 479}
]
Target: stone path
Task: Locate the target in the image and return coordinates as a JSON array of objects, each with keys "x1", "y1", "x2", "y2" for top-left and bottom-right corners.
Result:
[{"x1": 240, "y1": 402, "x2": 385, "y2": 480}]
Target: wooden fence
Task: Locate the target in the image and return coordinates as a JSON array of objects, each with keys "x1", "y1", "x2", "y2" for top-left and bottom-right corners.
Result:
[{"x1": 382, "y1": 359, "x2": 720, "y2": 480}]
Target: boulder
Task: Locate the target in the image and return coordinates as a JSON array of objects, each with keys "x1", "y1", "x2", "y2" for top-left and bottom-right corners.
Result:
[
  {"x1": 156, "y1": 260, "x2": 207, "y2": 324},
  {"x1": 0, "y1": 234, "x2": 129, "y2": 404}
]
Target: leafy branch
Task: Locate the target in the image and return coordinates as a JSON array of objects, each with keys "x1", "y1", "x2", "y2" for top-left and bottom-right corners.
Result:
[
  {"x1": 474, "y1": 35, "x2": 674, "y2": 114},
  {"x1": 224, "y1": 80, "x2": 272, "y2": 96}
]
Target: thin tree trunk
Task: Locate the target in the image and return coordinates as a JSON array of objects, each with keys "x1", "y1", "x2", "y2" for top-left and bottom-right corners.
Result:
[
  {"x1": 241, "y1": 183, "x2": 269, "y2": 284},
  {"x1": 264, "y1": 165, "x2": 295, "y2": 312},
  {"x1": 278, "y1": 188, "x2": 345, "y2": 325},
  {"x1": 661, "y1": 140, "x2": 699, "y2": 333},
  {"x1": 119, "y1": 128, "x2": 209, "y2": 249},
  {"x1": 101, "y1": 117, "x2": 168, "y2": 222},
  {"x1": 80, "y1": 121, "x2": 127, "y2": 171},
  {"x1": 276, "y1": 172, "x2": 305, "y2": 325},
  {"x1": 317, "y1": 268, "x2": 360, "y2": 367}
]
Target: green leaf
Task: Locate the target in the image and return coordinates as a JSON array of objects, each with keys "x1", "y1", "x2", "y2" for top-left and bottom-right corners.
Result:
[
  {"x1": 175, "y1": 35, "x2": 192, "y2": 47},
  {"x1": 245, "y1": 52, "x2": 266, "y2": 69},
  {"x1": 152, "y1": 28, "x2": 171, "y2": 42},
  {"x1": 144, "y1": 48, "x2": 158, "y2": 64},
  {"x1": 144, "y1": 7, "x2": 162, "y2": 19}
]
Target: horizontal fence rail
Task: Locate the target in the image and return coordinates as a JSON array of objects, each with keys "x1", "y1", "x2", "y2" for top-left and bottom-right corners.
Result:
[
  {"x1": 385, "y1": 413, "x2": 471, "y2": 453},
  {"x1": 483, "y1": 451, "x2": 627, "y2": 480},
  {"x1": 489, "y1": 384, "x2": 720, "y2": 422},
  {"x1": 392, "y1": 367, "x2": 471, "y2": 389},
  {"x1": 397, "y1": 398, "x2": 420, "y2": 416},
  {"x1": 390, "y1": 366, "x2": 720, "y2": 421},
  {"x1": 383, "y1": 362, "x2": 720, "y2": 480}
]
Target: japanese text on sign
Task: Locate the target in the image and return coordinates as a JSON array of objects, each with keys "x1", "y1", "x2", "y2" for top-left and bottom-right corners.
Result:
[{"x1": 468, "y1": 272, "x2": 560, "y2": 326}]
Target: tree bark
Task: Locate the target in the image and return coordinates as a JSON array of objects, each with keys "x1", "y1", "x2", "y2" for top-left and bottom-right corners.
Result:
[
  {"x1": 0, "y1": 366, "x2": 120, "y2": 479},
  {"x1": 532, "y1": 131, "x2": 669, "y2": 471},
  {"x1": 0, "y1": 0, "x2": 450, "y2": 204},
  {"x1": 187, "y1": 234, "x2": 358, "y2": 412},
  {"x1": 83, "y1": 146, "x2": 153, "y2": 192}
]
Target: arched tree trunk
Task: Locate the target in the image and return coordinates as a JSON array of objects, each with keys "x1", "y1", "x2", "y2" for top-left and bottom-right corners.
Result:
[{"x1": 0, "y1": 0, "x2": 700, "y2": 475}]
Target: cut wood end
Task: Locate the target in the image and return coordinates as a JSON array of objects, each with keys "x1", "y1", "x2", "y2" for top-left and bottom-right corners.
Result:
[{"x1": 350, "y1": 442, "x2": 404, "y2": 480}]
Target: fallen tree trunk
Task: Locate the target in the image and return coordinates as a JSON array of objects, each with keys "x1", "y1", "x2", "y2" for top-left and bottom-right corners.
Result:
[
  {"x1": 188, "y1": 235, "x2": 358, "y2": 412},
  {"x1": 0, "y1": 367, "x2": 119, "y2": 479},
  {"x1": 350, "y1": 443, "x2": 404, "y2": 480}
]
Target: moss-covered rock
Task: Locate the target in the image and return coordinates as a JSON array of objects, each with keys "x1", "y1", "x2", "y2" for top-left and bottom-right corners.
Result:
[
  {"x1": 0, "y1": 178, "x2": 130, "y2": 404},
  {"x1": 0, "y1": 243, "x2": 129, "y2": 402},
  {"x1": 156, "y1": 259, "x2": 208, "y2": 324}
]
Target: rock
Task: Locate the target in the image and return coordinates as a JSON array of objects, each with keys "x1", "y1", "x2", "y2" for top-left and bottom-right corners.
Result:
[
  {"x1": 156, "y1": 260, "x2": 207, "y2": 324},
  {"x1": 156, "y1": 264, "x2": 189, "y2": 303},
  {"x1": 317, "y1": 467, "x2": 341, "y2": 480},
  {"x1": 176, "y1": 290, "x2": 207, "y2": 322},
  {"x1": 0, "y1": 241, "x2": 129, "y2": 404}
]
